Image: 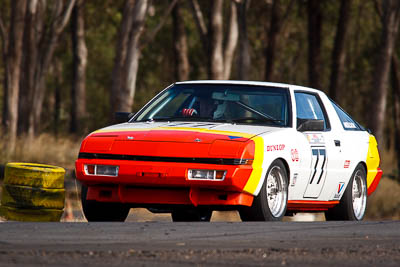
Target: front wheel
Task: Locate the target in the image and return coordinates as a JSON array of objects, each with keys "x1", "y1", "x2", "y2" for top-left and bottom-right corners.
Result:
[
  {"x1": 239, "y1": 160, "x2": 288, "y2": 221},
  {"x1": 325, "y1": 164, "x2": 367, "y2": 221},
  {"x1": 81, "y1": 185, "x2": 130, "y2": 222}
]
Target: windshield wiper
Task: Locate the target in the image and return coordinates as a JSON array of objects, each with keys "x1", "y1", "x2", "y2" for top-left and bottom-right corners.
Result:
[
  {"x1": 231, "y1": 117, "x2": 282, "y2": 125},
  {"x1": 232, "y1": 101, "x2": 278, "y2": 121}
]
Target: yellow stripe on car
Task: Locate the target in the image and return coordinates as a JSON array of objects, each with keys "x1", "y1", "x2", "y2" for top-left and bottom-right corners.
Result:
[
  {"x1": 94, "y1": 126, "x2": 256, "y2": 139},
  {"x1": 365, "y1": 135, "x2": 380, "y2": 188},
  {"x1": 242, "y1": 136, "x2": 265, "y2": 195}
]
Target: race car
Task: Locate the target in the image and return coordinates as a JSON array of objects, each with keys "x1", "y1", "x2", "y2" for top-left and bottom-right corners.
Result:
[{"x1": 75, "y1": 81, "x2": 382, "y2": 222}]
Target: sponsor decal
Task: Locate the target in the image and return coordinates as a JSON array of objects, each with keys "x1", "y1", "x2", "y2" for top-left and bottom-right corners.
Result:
[
  {"x1": 266, "y1": 144, "x2": 285, "y2": 152},
  {"x1": 343, "y1": 122, "x2": 356, "y2": 129},
  {"x1": 344, "y1": 160, "x2": 350, "y2": 168},
  {"x1": 291, "y1": 173, "x2": 298, "y2": 187},
  {"x1": 334, "y1": 182, "x2": 345, "y2": 199},
  {"x1": 291, "y1": 149, "x2": 299, "y2": 162},
  {"x1": 228, "y1": 136, "x2": 241, "y2": 140},
  {"x1": 306, "y1": 133, "x2": 325, "y2": 145}
]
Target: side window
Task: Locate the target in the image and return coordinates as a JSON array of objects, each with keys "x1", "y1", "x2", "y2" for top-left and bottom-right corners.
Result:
[
  {"x1": 330, "y1": 100, "x2": 362, "y2": 131},
  {"x1": 295, "y1": 92, "x2": 329, "y2": 131}
]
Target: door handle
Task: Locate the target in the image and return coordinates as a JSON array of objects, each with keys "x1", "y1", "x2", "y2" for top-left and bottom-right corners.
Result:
[{"x1": 334, "y1": 140, "x2": 341, "y2": 147}]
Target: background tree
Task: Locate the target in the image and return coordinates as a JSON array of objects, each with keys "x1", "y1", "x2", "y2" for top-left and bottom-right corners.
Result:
[
  {"x1": 329, "y1": 0, "x2": 352, "y2": 103},
  {"x1": 20, "y1": 0, "x2": 76, "y2": 138},
  {"x1": 172, "y1": 0, "x2": 190, "y2": 81},
  {"x1": 189, "y1": 0, "x2": 238, "y2": 80},
  {"x1": 70, "y1": 0, "x2": 88, "y2": 134},
  {"x1": 370, "y1": 0, "x2": 400, "y2": 145},
  {"x1": 0, "y1": 0, "x2": 27, "y2": 152},
  {"x1": 110, "y1": 0, "x2": 149, "y2": 115},
  {"x1": 236, "y1": 0, "x2": 250, "y2": 80},
  {"x1": 390, "y1": 56, "x2": 400, "y2": 180},
  {"x1": 307, "y1": 0, "x2": 323, "y2": 89}
]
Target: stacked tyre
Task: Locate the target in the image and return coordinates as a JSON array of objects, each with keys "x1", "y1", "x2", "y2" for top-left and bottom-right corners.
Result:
[{"x1": 0, "y1": 163, "x2": 65, "y2": 222}]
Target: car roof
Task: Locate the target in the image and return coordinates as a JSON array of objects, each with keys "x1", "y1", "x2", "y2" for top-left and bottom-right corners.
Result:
[{"x1": 175, "y1": 80, "x2": 323, "y2": 95}]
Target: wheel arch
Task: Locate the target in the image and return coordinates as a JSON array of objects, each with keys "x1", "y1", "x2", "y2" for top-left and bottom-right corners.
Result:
[
  {"x1": 277, "y1": 157, "x2": 290, "y2": 183},
  {"x1": 341, "y1": 161, "x2": 367, "y2": 199},
  {"x1": 358, "y1": 161, "x2": 367, "y2": 174},
  {"x1": 253, "y1": 157, "x2": 290, "y2": 196}
]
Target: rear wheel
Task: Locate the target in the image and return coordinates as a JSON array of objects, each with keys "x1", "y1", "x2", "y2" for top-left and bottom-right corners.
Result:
[
  {"x1": 81, "y1": 185, "x2": 130, "y2": 222},
  {"x1": 171, "y1": 208, "x2": 212, "y2": 222},
  {"x1": 325, "y1": 164, "x2": 367, "y2": 221},
  {"x1": 239, "y1": 160, "x2": 288, "y2": 221}
]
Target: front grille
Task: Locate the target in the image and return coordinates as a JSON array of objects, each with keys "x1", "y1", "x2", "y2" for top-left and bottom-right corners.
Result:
[{"x1": 78, "y1": 152, "x2": 252, "y2": 165}]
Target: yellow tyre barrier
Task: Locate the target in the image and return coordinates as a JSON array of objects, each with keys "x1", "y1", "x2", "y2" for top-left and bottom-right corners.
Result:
[
  {"x1": 0, "y1": 162, "x2": 65, "y2": 222},
  {"x1": 1, "y1": 184, "x2": 65, "y2": 209},
  {"x1": 4, "y1": 163, "x2": 65, "y2": 189},
  {"x1": 0, "y1": 205, "x2": 63, "y2": 222}
]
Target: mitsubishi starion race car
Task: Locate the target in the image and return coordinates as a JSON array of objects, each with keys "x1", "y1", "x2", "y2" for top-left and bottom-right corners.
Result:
[{"x1": 75, "y1": 81, "x2": 382, "y2": 222}]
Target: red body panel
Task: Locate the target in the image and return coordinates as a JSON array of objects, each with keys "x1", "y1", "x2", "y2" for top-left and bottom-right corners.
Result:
[
  {"x1": 85, "y1": 185, "x2": 254, "y2": 207},
  {"x1": 76, "y1": 130, "x2": 256, "y2": 207},
  {"x1": 367, "y1": 168, "x2": 383, "y2": 196},
  {"x1": 287, "y1": 200, "x2": 339, "y2": 211}
]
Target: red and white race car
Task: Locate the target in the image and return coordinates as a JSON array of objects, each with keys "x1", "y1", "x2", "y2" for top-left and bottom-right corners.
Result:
[{"x1": 75, "y1": 81, "x2": 382, "y2": 221}]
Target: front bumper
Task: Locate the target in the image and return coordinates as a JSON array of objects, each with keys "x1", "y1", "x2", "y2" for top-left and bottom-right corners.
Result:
[{"x1": 75, "y1": 159, "x2": 255, "y2": 207}]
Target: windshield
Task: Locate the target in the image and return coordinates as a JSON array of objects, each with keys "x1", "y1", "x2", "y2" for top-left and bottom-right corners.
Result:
[{"x1": 134, "y1": 84, "x2": 291, "y2": 127}]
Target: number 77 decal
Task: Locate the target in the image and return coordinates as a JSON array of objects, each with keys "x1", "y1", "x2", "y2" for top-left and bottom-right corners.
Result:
[{"x1": 304, "y1": 147, "x2": 328, "y2": 198}]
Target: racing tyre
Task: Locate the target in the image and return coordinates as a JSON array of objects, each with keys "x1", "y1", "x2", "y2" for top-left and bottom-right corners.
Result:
[
  {"x1": 239, "y1": 160, "x2": 288, "y2": 221},
  {"x1": 81, "y1": 185, "x2": 130, "y2": 222},
  {"x1": 1, "y1": 184, "x2": 65, "y2": 209},
  {"x1": 325, "y1": 164, "x2": 367, "y2": 221},
  {"x1": 4, "y1": 163, "x2": 65, "y2": 189},
  {"x1": 0, "y1": 205, "x2": 63, "y2": 222},
  {"x1": 171, "y1": 208, "x2": 212, "y2": 222}
]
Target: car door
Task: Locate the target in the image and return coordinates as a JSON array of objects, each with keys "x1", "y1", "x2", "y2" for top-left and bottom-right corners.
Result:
[{"x1": 294, "y1": 91, "x2": 342, "y2": 199}]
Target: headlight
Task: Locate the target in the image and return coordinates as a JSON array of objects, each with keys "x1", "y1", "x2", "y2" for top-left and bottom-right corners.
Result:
[
  {"x1": 84, "y1": 164, "x2": 119, "y2": 177},
  {"x1": 188, "y1": 169, "x2": 226, "y2": 181}
]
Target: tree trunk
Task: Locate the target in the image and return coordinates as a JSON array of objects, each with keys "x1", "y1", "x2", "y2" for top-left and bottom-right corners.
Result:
[
  {"x1": 307, "y1": 0, "x2": 323, "y2": 89},
  {"x1": 53, "y1": 60, "x2": 63, "y2": 137},
  {"x1": 111, "y1": 0, "x2": 148, "y2": 115},
  {"x1": 236, "y1": 0, "x2": 250, "y2": 80},
  {"x1": 70, "y1": 0, "x2": 88, "y2": 134},
  {"x1": 209, "y1": 0, "x2": 224, "y2": 80},
  {"x1": 19, "y1": 0, "x2": 40, "y2": 134},
  {"x1": 265, "y1": 0, "x2": 280, "y2": 82},
  {"x1": 5, "y1": 0, "x2": 27, "y2": 153},
  {"x1": 21, "y1": 0, "x2": 75, "y2": 139},
  {"x1": 189, "y1": 0, "x2": 238, "y2": 80},
  {"x1": 329, "y1": 0, "x2": 352, "y2": 103},
  {"x1": 391, "y1": 55, "x2": 400, "y2": 176},
  {"x1": 172, "y1": 0, "x2": 190, "y2": 81},
  {"x1": 370, "y1": 0, "x2": 400, "y2": 145},
  {"x1": 223, "y1": 1, "x2": 238, "y2": 80},
  {"x1": 0, "y1": 14, "x2": 8, "y2": 129}
]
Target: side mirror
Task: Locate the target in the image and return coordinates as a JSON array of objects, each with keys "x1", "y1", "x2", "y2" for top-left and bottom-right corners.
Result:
[
  {"x1": 297, "y1": 118, "x2": 325, "y2": 132},
  {"x1": 114, "y1": 112, "x2": 134, "y2": 123}
]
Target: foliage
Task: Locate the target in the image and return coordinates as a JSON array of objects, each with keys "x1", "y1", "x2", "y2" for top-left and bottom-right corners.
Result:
[{"x1": 0, "y1": 0, "x2": 389, "y2": 131}]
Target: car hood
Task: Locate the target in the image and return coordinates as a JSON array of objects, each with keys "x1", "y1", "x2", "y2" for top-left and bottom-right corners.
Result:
[
  {"x1": 89, "y1": 121, "x2": 282, "y2": 142},
  {"x1": 80, "y1": 121, "x2": 285, "y2": 157}
]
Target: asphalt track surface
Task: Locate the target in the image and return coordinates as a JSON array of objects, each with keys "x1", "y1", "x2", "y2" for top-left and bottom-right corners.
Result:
[{"x1": 0, "y1": 221, "x2": 399, "y2": 266}]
